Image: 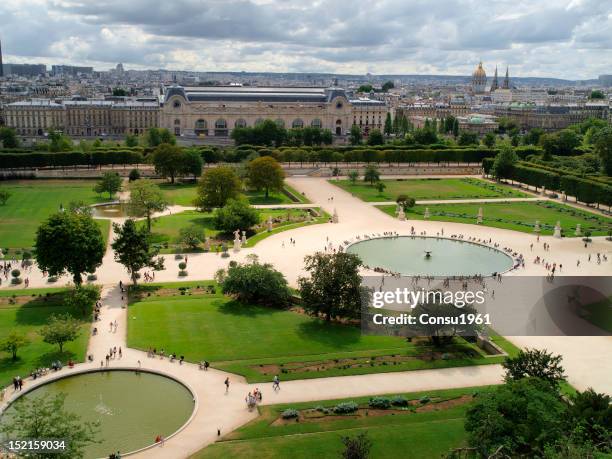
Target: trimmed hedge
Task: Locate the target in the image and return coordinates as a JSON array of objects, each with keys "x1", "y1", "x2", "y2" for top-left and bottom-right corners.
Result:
[{"x1": 0, "y1": 150, "x2": 144, "y2": 168}]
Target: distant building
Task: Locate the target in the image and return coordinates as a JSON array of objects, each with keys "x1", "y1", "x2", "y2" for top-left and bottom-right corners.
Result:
[
  {"x1": 2, "y1": 63, "x2": 47, "y2": 77},
  {"x1": 51, "y1": 65, "x2": 94, "y2": 77},
  {"x1": 490, "y1": 102, "x2": 609, "y2": 131},
  {"x1": 471, "y1": 62, "x2": 487, "y2": 94},
  {"x1": 160, "y1": 85, "x2": 388, "y2": 137},
  {"x1": 599, "y1": 75, "x2": 612, "y2": 87}
]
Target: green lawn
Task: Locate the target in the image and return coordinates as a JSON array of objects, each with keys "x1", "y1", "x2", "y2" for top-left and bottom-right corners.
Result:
[
  {"x1": 0, "y1": 288, "x2": 91, "y2": 387},
  {"x1": 127, "y1": 284, "x2": 517, "y2": 383},
  {"x1": 145, "y1": 208, "x2": 325, "y2": 253},
  {"x1": 377, "y1": 201, "x2": 612, "y2": 236},
  {"x1": 332, "y1": 177, "x2": 528, "y2": 202},
  {"x1": 0, "y1": 180, "x2": 110, "y2": 255},
  {"x1": 192, "y1": 385, "x2": 492, "y2": 459},
  {"x1": 159, "y1": 182, "x2": 309, "y2": 207}
]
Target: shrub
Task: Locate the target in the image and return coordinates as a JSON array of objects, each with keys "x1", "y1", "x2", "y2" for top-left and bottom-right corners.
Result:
[
  {"x1": 174, "y1": 254, "x2": 184, "y2": 260},
  {"x1": 281, "y1": 409, "x2": 299, "y2": 419},
  {"x1": 419, "y1": 396, "x2": 430, "y2": 404},
  {"x1": 221, "y1": 260, "x2": 290, "y2": 306},
  {"x1": 391, "y1": 395, "x2": 408, "y2": 406},
  {"x1": 128, "y1": 168, "x2": 141, "y2": 181},
  {"x1": 47, "y1": 276, "x2": 58, "y2": 283},
  {"x1": 369, "y1": 397, "x2": 391, "y2": 409},
  {"x1": 213, "y1": 198, "x2": 260, "y2": 233},
  {"x1": 11, "y1": 269, "x2": 20, "y2": 278},
  {"x1": 178, "y1": 270, "x2": 188, "y2": 277},
  {"x1": 333, "y1": 402, "x2": 359, "y2": 414},
  {"x1": 178, "y1": 262, "x2": 187, "y2": 270},
  {"x1": 87, "y1": 274, "x2": 97, "y2": 281},
  {"x1": 11, "y1": 277, "x2": 23, "y2": 285}
]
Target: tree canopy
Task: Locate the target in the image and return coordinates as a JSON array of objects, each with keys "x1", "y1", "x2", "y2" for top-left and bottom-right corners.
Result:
[
  {"x1": 195, "y1": 166, "x2": 242, "y2": 209},
  {"x1": 219, "y1": 258, "x2": 290, "y2": 306},
  {"x1": 93, "y1": 171, "x2": 122, "y2": 199},
  {"x1": 39, "y1": 313, "x2": 81, "y2": 353},
  {"x1": 112, "y1": 219, "x2": 164, "y2": 284},
  {"x1": 126, "y1": 179, "x2": 168, "y2": 231},
  {"x1": 246, "y1": 156, "x2": 285, "y2": 198}
]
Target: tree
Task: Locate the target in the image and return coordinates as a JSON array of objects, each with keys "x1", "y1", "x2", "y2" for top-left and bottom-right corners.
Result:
[
  {"x1": 128, "y1": 168, "x2": 141, "y2": 181},
  {"x1": 452, "y1": 118, "x2": 459, "y2": 137},
  {"x1": 458, "y1": 131, "x2": 479, "y2": 146},
  {"x1": 151, "y1": 143, "x2": 184, "y2": 183},
  {"x1": 179, "y1": 225, "x2": 204, "y2": 249},
  {"x1": 48, "y1": 130, "x2": 72, "y2": 152},
  {"x1": 396, "y1": 194, "x2": 415, "y2": 211},
  {"x1": 567, "y1": 388, "x2": 612, "y2": 447},
  {"x1": 349, "y1": 125, "x2": 362, "y2": 145},
  {"x1": 321, "y1": 128, "x2": 333, "y2": 145},
  {"x1": 491, "y1": 144, "x2": 518, "y2": 180},
  {"x1": 220, "y1": 258, "x2": 290, "y2": 306},
  {"x1": 213, "y1": 198, "x2": 260, "y2": 233},
  {"x1": 363, "y1": 165, "x2": 380, "y2": 185},
  {"x1": 592, "y1": 126, "x2": 612, "y2": 176},
  {"x1": 384, "y1": 113, "x2": 393, "y2": 136},
  {"x1": 341, "y1": 432, "x2": 372, "y2": 459},
  {"x1": 126, "y1": 179, "x2": 168, "y2": 231},
  {"x1": 0, "y1": 392, "x2": 99, "y2": 459},
  {"x1": 0, "y1": 187, "x2": 11, "y2": 205},
  {"x1": 145, "y1": 127, "x2": 175, "y2": 147},
  {"x1": 524, "y1": 128, "x2": 544, "y2": 146},
  {"x1": 348, "y1": 170, "x2": 359, "y2": 184},
  {"x1": 367, "y1": 129, "x2": 384, "y2": 146},
  {"x1": 112, "y1": 87, "x2": 127, "y2": 96},
  {"x1": 35, "y1": 212, "x2": 105, "y2": 286},
  {"x1": 358, "y1": 84, "x2": 373, "y2": 93},
  {"x1": 112, "y1": 219, "x2": 164, "y2": 285},
  {"x1": 503, "y1": 348, "x2": 566, "y2": 390},
  {"x1": 182, "y1": 149, "x2": 203, "y2": 179},
  {"x1": 298, "y1": 252, "x2": 363, "y2": 321},
  {"x1": 65, "y1": 285, "x2": 100, "y2": 316},
  {"x1": 125, "y1": 133, "x2": 139, "y2": 147},
  {"x1": 94, "y1": 171, "x2": 122, "y2": 199},
  {"x1": 195, "y1": 166, "x2": 242, "y2": 209},
  {"x1": 246, "y1": 156, "x2": 285, "y2": 199},
  {"x1": 482, "y1": 132, "x2": 496, "y2": 148},
  {"x1": 375, "y1": 181, "x2": 386, "y2": 194},
  {"x1": 0, "y1": 126, "x2": 19, "y2": 148},
  {"x1": 589, "y1": 89, "x2": 605, "y2": 99},
  {"x1": 381, "y1": 81, "x2": 394, "y2": 92},
  {"x1": 1, "y1": 332, "x2": 29, "y2": 361},
  {"x1": 410, "y1": 301, "x2": 481, "y2": 346},
  {"x1": 465, "y1": 378, "x2": 565, "y2": 457},
  {"x1": 39, "y1": 313, "x2": 81, "y2": 353}
]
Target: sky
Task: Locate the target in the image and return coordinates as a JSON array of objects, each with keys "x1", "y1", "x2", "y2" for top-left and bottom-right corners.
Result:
[{"x1": 1, "y1": 0, "x2": 611, "y2": 79}]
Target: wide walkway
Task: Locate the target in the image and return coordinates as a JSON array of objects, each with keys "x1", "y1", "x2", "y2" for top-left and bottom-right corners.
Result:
[{"x1": 1, "y1": 176, "x2": 610, "y2": 458}]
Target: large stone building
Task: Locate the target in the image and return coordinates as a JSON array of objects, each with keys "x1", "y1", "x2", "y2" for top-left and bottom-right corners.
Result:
[
  {"x1": 4, "y1": 98, "x2": 159, "y2": 136},
  {"x1": 159, "y1": 85, "x2": 387, "y2": 137}
]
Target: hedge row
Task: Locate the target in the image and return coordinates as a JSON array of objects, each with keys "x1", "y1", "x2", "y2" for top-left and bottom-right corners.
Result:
[
  {"x1": 483, "y1": 158, "x2": 612, "y2": 206},
  {"x1": 0, "y1": 150, "x2": 144, "y2": 168}
]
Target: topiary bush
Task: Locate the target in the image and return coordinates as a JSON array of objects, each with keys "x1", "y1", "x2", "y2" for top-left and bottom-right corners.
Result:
[
  {"x1": 175, "y1": 254, "x2": 184, "y2": 260},
  {"x1": 281, "y1": 409, "x2": 299, "y2": 419},
  {"x1": 419, "y1": 396, "x2": 430, "y2": 404},
  {"x1": 11, "y1": 277, "x2": 23, "y2": 285},
  {"x1": 47, "y1": 276, "x2": 58, "y2": 283},
  {"x1": 11, "y1": 269, "x2": 21, "y2": 278},
  {"x1": 178, "y1": 270, "x2": 188, "y2": 277},
  {"x1": 333, "y1": 401, "x2": 359, "y2": 414},
  {"x1": 178, "y1": 262, "x2": 187, "y2": 270},
  {"x1": 369, "y1": 397, "x2": 391, "y2": 409},
  {"x1": 87, "y1": 274, "x2": 97, "y2": 281},
  {"x1": 391, "y1": 395, "x2": 408, "y2": 406}
]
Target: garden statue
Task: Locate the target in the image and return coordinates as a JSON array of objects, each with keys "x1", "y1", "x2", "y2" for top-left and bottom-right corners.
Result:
[
  {"x1": 553, "y1": 221, "x2": 562, "y2": 238},
  {"x1": 534, "y1": 220, "x2": 541, "y2": 233},
  {"x1": 574, "y1": 224, "x2": 581, "y2": 237},
  {"x1": 267, "y1": 216, "x2": 273, "y2": 232},
  {"x1": 540, "y1": 186, "x2": 546, "y2": 197},
  {"x1": 398, "y1": 208, "x2": 406, "y2": 221},
  {"x1": 233, "y1": 229, "x2": 241, "y2": 252},
  {"x1": 424, "y1": 207, "x2": 430, "y2": 219},
  {"x1": 477, "y1": 207, "x2": 483, "y2": 224},
  {"x1": 332, "y1": 208, "x2": 339, "y2": 223},
  {"x1": 241, "y1": 230, "x2": 247, "y2": 245}
]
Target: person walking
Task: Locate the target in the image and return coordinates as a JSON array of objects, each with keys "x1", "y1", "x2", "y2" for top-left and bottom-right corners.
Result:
[
  {"x1": 272, "y1": 375, "x2": 280, "y2": 391},
  {"x1": 224, "y1": 377, "x2": 230, "y2": 393}
]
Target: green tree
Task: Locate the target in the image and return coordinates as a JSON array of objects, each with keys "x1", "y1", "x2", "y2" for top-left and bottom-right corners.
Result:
[
  {"x1": 94, "y1": 171, "x2": 122, "y2": 199},
  {"x1": 39, "y1": 313, "x2": 81, "y2": 353},
  {"x1": 363, "y1": 164, "x2": 380, "y2": 185},
  {"x1": 151, "y1": 143, "x2": 184, "y2": 183},
  {"x1": 503, "y1": 348, "x2": 566, "y2": 390},
  {"x1": 128, "y1": 168, "x2": 141, "y2": 181},
  {"x1": 195, "y1": 166, "x2": 242, "y2": 209},
  {"x1": 181, "y1": 148, "x2": 203, "y2": 179},
  {"x1": 1, "y1": 332, "x2": 29, "y2": 361},
  {"x1": 0, "y1": 187, "x2": 11, "y2": 205},
  {"x1": 589, "y1": 89, "x2": 605, "y2": 99},
  {"x1": 592, "y1": 126, "x2": 612, "y2": 176},
  {"x1": 213, "y1": 198, "x2": 260, "y2": 233},
  {"x1": 48, "y1": 130, "x2": 72, "y2": 152},
  {"x1": 367, "y1": 129, "x2": 384, "y2": 146},
  {"x1": 126, "y1": 179, "x2": 168, "y2": 231},
  {"x1": 381, "y1": 81, "x2": 394, "y2": 92},
  {"x1": 179, "y1": 225, "x2": 204, "y2": 249},
  {"x1": 341, "y1": 432, "x2": 372, "y2": 459},
  {"x1": 145, "y1": 127, "x2": 175, "y2": 147},
  {"x1": 0, "y1": 126, "x2": 19, "y2": 148},
  {"x1": 491, "y1": 144, "x2": 518, "y2": 180},
  {"x1": 349, "y1": 125, "x2": 362, "y2": 145},
  {"x1": 298, "y1": 252, "x2": 363, "y2": 321},
  {"x1": 524, "y1": 127, "x2": 544, "y2": 146},
  {"x1": 0, "y1": 393, "x2": 99, "y2": 459},
  {"x1": 452, "y1": 118, "x2": 459, "y2": 137},
  {"x1": 348, "y1": 170, "x2": 359, "y2": 184},
  {"x1": 458, "y1": 131, "x2": 479, "y2": 145},
  {"x1": 111, "y1": 219, "x2": 164, "y2": 285},
  {"x1": 482, "y1": 132, "x2": 496, "y2": 148},
  {"x1": 384, "y1": 113, "x2": 393, "y2": 136},
  {"x1": 358, "y1": 84, "x2": 373, "y2": 93},
  {"x1": 220, "y1": 258, "x2": 290, "y2": 306},
  {"x1": 246, "y1": 156, "x2": 285, "y2": 199},
  {"x1": 375, "y1": 181, "x2": 386, "y2": 194},
  {"x1": 567, "y1": 388, "x2": 612, "y2": 447},
  {"x1": 396, "y1": 194, "x2": 415, "y2": 211},
  {"x1": 35, "y1": 212, "x2": 105, "y2": 285},
  {"x1": 65, "y1": 285, "x2": 100, "y2": 316},
  {"x1": 112, "y1": 87, "x2": 127, "y2": 96},
  {"x1": 125, "y1": 133, "x2": 139, "y2": 147},
  {"x1": 321, "y1": 128, "x2": 333, "y2": 145},
  {"x1": 465, "y1": 378, "x2": 565, "y2": 457}
]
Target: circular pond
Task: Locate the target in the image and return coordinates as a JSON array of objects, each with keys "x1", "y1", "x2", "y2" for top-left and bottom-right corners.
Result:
[
  {"x1": 346, "y1": 236, "x2": 513, "y2": 277},
  {"x1": 1, "y1": 370, "x2": 195, "y2": 459},
  {"x1": 91, "y1": 203, "x2": 128, "y2": 218}
]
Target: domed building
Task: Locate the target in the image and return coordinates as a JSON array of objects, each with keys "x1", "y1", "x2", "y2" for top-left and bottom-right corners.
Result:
[{"x1": 472, "y1": 62, "x2": 487, "y2": 94}]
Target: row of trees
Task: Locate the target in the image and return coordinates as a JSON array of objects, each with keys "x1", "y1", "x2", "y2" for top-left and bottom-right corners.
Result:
[{"x1": 231, "y1": 119, "x2": 334, "y2": 147}]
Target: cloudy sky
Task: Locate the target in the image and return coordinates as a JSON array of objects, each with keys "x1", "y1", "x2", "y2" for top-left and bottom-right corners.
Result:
[{"x1": 1, "y1": 0, "x2": 611, "y2": 79}]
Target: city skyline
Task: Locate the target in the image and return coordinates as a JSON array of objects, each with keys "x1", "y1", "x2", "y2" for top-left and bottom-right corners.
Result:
[{"x1": 1, "y1": 0, "x2": 611, "y2": 80}]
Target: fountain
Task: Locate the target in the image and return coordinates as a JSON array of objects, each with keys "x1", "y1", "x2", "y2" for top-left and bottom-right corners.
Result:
[{"x1": 424, "y1": 251, "x2": 432, "y2": 259}]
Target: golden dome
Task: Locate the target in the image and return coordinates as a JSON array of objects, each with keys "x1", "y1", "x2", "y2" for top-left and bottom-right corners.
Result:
[{"x1": 473, "y1": 62, "x2": 486, "y2": 78}]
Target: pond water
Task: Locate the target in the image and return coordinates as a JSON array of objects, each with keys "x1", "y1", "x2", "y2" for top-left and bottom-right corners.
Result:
[
  {"x1": 346, "y1": 236, "x2": 514, "y2": 277},
  {"x1": 91, "y1": 203, "x2": 128, "y2": 218},
  {"x1": 0, "y1": 370, "x2": 195, "y2": 458}
]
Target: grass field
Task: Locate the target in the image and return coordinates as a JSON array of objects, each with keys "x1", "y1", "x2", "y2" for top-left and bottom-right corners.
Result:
[
  {"x1": 193, "y1": 385, "x2": 492, "y2": 459},
  {"x1": 159, "y1": 182, "x2": 309, "y2": 207},
  {"x1": 377, "y1": 201, "x2": 612, "y2": 236},
  {"x1": 0, "y1": 288, "x2": 91, "y2": 387},
  {"x1": 127, "y1": 283, "x2": 517, "y2": 383},
  {"x1": 332, "y1": 177, "x2": 529, "y2": 202},
  {"x1": 0, "y1": 180, "x2": 111, "y2": 254},
  {"x1": 144, "y1": 208, "x2": 325, "y2": 253}
]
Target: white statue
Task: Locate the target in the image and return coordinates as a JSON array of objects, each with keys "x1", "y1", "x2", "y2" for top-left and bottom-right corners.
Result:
[
  {"x1": 398, "y1": 208, "x2": 406, "y2": 221},
  {"x1": 241, "y1": 230, "x2": 247, "y2": 245},
  {"x1": 553, "y1": 221, "x2": 562, "y2": 238},
  {"x1": 233, "y1": 229, "x2": 241, "y2": 252},
  {"x1": 477, "y1": 207, "x2": 483, "y2": 224},
  {"x1": 332, "y1": 208, "x2": 339, "y2": 223},
  {"x1": 424, "y1": 208, "x2": 430, "y2": 219},
  {"x1": 267, "y1": 216, "x2": 273, "y2": 232},
  {"x1": 574, "y1": 224, "x2": 581, "y2": 237}
]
